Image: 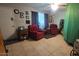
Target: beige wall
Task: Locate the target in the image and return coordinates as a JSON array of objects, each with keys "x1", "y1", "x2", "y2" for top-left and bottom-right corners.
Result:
[
  {"x1": 13, "y1": 6, "x2": 38, "y2": 29},
  {"x1": 0, "y1": 6, "x2": 16, "y2": 40},
  {"x1": 0, "y1": 6, "x2": 37, "y2": 40},
  {"x1": 53, "y1": 9, "x2": 66, "y2": 28}
]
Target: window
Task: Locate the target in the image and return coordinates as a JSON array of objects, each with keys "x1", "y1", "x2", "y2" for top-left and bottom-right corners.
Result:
[{"x1": 38, "y1": 12, "x2": 45, "y2": 30}]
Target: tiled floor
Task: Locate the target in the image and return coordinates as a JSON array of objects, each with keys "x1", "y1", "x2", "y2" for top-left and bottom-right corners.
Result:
[{"x1": 6, "y1": 34, "x2": 72, "y2": 56}]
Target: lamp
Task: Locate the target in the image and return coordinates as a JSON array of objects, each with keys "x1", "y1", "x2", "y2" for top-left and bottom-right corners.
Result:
[{"x1": 51, "y1": 3, "x2": 59, "y2": 11}]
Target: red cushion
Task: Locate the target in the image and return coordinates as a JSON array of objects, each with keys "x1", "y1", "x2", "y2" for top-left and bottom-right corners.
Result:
[
  {"x1": 36, "y1": 32, "x2": 44, "y2": 39},
  {"x1": 50, "y1": 24, "x2": 57, "y2": 28},
  {"x1": 50, "y1": 24, "x2": 59, "y2": 35},
  {"x1": 28, "y1": 24, "x2": 44, "y2": 40}
]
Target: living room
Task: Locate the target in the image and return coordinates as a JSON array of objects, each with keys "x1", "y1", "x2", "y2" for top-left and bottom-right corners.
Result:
[{"x1": 0, "y1": 3, "x2": 79, "y2": 56}]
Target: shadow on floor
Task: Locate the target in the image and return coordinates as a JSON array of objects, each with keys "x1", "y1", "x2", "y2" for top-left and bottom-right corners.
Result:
[
  {"x1": 4, "y1": 34, "x2": 59, "y2": 45},
  {"x1": 4, "y1": 38, "x2": 24, "y2": 45}
]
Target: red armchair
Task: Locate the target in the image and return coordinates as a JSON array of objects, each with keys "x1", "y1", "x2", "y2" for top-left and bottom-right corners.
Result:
[
  {"x1": 50, "y1": 24, "x2": 59, "y2": 35},
  {"x1": 28, "y1": 24, "x2": 44, "y2": 40}
]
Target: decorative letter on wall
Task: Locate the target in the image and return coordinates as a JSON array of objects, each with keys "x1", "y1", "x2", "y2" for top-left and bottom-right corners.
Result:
[
  {"x1": 14, "y1": 9, "x2": 19, "y2": 14},
  {"x1": 20, "y1": 12, "x2": 24, "y2": 18}
]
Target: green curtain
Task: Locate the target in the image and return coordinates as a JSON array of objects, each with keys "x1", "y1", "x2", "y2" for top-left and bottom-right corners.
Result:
[{"x1": 64, "y1": 3, "x2": 79, "y2": 44}]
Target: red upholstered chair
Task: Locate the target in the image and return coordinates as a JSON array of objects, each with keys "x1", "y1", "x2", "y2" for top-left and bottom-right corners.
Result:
[
  {"x1": 50, "y1": 24, "x2": 59, "y2": 35},
  {"x1": 28, "y1": 24, "x2": 44, "y2": 40}
]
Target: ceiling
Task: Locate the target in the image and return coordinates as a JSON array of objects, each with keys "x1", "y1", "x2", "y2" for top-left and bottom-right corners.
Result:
[
  {"x1": 0, "y1": 3, "x2": 67, "y2": 13},
  {"x1": 0, "y1": 3, "x2": 49, "y2": 8}
]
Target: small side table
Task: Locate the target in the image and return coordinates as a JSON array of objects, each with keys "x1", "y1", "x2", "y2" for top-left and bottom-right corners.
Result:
[
  {"x1": 45, "y1": 28, "x2": 50, "y2": 35},
  {"x1": 18, "y1": 29, "x2": 28, "y2": 40}
]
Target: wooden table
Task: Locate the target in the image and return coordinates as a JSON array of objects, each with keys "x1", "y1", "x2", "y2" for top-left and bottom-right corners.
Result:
[{"x1": 0, "y1": 31, "x2": 6, "y2": 56}]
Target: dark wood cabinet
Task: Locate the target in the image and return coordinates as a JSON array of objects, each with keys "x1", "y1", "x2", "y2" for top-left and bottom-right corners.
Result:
[{"x1": 18, "y1": 29, "x2": 28, "y2": 39}]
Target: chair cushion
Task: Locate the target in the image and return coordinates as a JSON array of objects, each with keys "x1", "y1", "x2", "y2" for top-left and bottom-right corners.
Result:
[
  {"x1": 28, "y1": 24, "x2": 44, "y2": 40},
  {"x1": 50, "y1": 24, "x2": 59, "y2": 35}
]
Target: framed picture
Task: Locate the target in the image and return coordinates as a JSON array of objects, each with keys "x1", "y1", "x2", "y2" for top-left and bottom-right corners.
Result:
[
  {"x1": 25, "y1": 11, "x2": 29, "y2": 15},
  {"x1": 20, "y1": 12, "x2": 24, "y2": 18},
  {"x1": 49, "y1": 15, "x2": 53, "y2": 23},
  {"x1": 26, "y1": 16, "x2": 29, "y2": 19},
  {"x1": 26, "y1": 20, "x2": 30, "y2": 24}
]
